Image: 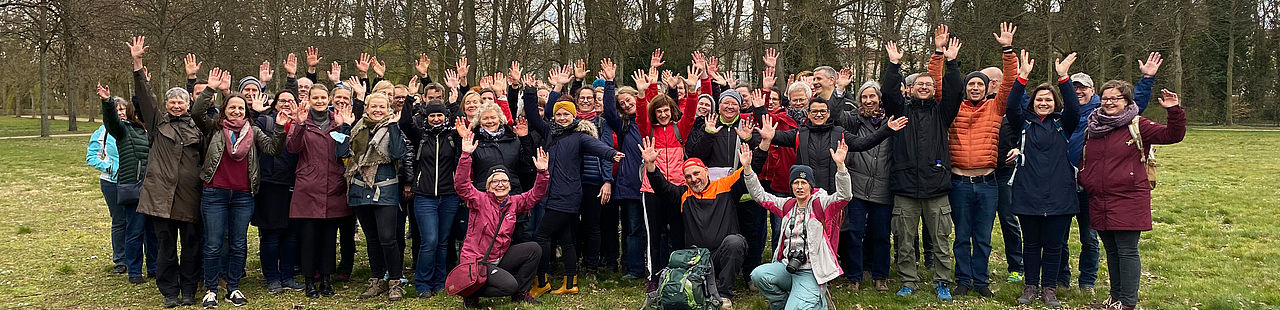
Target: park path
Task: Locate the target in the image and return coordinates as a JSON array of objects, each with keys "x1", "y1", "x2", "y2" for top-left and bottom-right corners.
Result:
[{"x1": 0, "y1": 133, "x2": 93, "y2": 140}]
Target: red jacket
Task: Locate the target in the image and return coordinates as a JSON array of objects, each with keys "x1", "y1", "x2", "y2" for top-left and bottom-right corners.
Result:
[{"x1": 1078, "y1": 106, "x2": 1185, "y2": 231}]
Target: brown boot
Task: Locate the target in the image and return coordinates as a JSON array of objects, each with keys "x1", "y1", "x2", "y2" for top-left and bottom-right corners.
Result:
[
  {"x1": 1042, "y1": 286, "x2": 1062, "y2": 309},
  {"x1": 874, "y1": 279, "x2": 890, "y2": 292},
  {"x1": 387, "y1": 279, "x2": 404, "y2": 301},
  {"x1": 358, "y1": 278, "x2": 387, "y2": 299}
]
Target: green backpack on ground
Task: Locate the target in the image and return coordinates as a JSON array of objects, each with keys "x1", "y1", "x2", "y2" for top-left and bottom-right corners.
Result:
[{"x1": 645, "y1": 248, "x2": 721, "y2": 310}]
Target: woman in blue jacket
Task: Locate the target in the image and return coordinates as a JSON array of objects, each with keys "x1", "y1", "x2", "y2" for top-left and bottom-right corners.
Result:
[{"x1": 1006, "y1": 51, "x2": 1081, "y2": 309}]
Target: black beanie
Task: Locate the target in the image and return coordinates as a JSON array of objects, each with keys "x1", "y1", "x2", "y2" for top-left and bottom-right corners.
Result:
[
  {"x1": 789, "y1": 165, "x2": 815, "y2": 184},
  {"x1": 966, "y1": 71, "x2": 991, "y2": 90}
]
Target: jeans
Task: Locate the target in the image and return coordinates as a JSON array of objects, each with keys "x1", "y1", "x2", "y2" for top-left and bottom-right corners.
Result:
[
  {"x1": 153, "y1": 216, "x2": 202, "y2": 299},
  {"x1": 619, "y1": 199, "x2": 647, "y2": 277},
  {"x1": 1059, "y1": 190, "x2": 1100, "y2": 287},
  {"x1": 1099, "y1": 230, "x2": 1141, "y2": 306},
  {"x1": 996, "y1": 173, "x2": 1024, "y2": 273},
  {"x1": 412, "y1": 195, "x2": 460, "y2": 292},
  {"x1": 1018, "y1": 214, "x2": 1071, "y2": 287},
  {"x1": 200, "y1": 187, "x2": 255, "y2": 292},
  {"x1": 123, "y1": 197, "x2": 158, "y2": 278},
  {"x1": 258, "y1": 227, "x2": 296, "y2": 284},
  {"x1": 950, "y1": 178, "x2": 998, "y2": 287},
  {"x1": 101, "y1": 180, "x2": 127, "y2": 268},
  {"x1": 751, "y1": 262, "x2": 828, "y2": 310},
  {"x1": 840, "y1": 198, "x2": 891, "y2": 281},
  {"x1": 738, "y1": 199, "x2": 767, "y2": 281},
  {"x1": 891, "y1": 195, "x2": 954, "y2": 289}
]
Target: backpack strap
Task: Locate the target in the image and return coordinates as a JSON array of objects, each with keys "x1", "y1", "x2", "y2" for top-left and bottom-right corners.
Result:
[
  {"x1": 1127, "y1": 118, "x2": 1147, "y2": 164},
  {"x1": 480, "y1": 201, "x2": 510, "y2": 264}
]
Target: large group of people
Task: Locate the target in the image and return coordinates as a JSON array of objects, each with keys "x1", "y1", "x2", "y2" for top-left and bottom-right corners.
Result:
[{"x1": 87, "y1": 22, "x2": 1184, "y2": 310}]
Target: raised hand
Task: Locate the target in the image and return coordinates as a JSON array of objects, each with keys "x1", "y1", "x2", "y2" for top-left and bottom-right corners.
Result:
[
  {"x1": 758, "y1": 114, "x2": 776, "y2": 141},
  {"x1": 417, "y1": 53, "x2": 432, "y2": 77},
  {"x1": 522, "y1": 73, "x2": 537, "y2": 88},
  {"x1": 661, "y1": 70, "x2": 677, "y2": 88},
  {"x1": 650, "y1": 48, "x2": 665, "y2": 68},
  {"x1": 632, "y1": 69, "x2": 649, "y2": 90},
  {"x1": 305, "y1": 46, "x2": 322, "y2": 69},
  {"x1": 142, "y1": 66, "x2": 151, "y2": 82},
  {"x1": 708, "y1": 56, "x2": 721, "y2": 75},
  {"x1": 836, "y1": 68, "x2": 853, "y2": 90},
  {"x1": 763, "y1": 48, "x2": 778, "y2": 68},
  {"x1": 275, "y1": 104, "x2": 291, "y2": 126},
  {"x1": 336, "y1": 101, "x2": 355, "y2": 125},
  {"x1": 1055, "y1": 52, "x2": 1078, "y2": 77},
  {"x1": 886, "y1": 41, "x2": 904, "y2": 64},
  {"x1": 1157, "y1": 89, "x2": 1180, "y2": 108},
  {"x1": 356, "y1": 53, "x2": 371, "y2": 75},
  {"x1": 704, "y1": 117, "x2": 721, "y2": 134},
  {"x1": 96, "y1": 84, "x2": 111, "y2": 99},
  {"x1": 887, "y1": 116, "x2": 909, "y2": 131},
  {"x1": 207, "y1": 67, "x2": 224, "y2": 91},
  {"x1": 259, "y1": 60, "x2": 274, "y2": 83},
  {"x1": 600, "y1": 58, "x2": 617, "y2": 81},
  {"x1": 736, "y1": 118, "x2": 755, "y2": 140},
  {"x1": 479, "y1": 76, "x2": 493, "y2": 91},
  {"x1": 684, "y1": 66, "x2": 702, "y2": 86},
  {"x1": 762, "y1": 67, "x2": 776, "y2": 91},
  {"x1": 943, "y1": 37, "x2": 963, "y2": 61},
  {"x1": 574, "y1": 59, "x2": 589, "y2": 80},
  {"x1": 455, "y1": 56, "x2": 471, "y2": 79},
  {"x1": 830, "y1": 139, "x2": 848, "y2": 166},
  {"x1": 444, "y1": 69, "x2": 460, "y2": 89},
  {"x1": 1018, "y1": 50, "x2": 1035, "y2": 79},
  {"x1": 639, "y1": 137, "x2": 659, "y2": 164},
  {"x1": 346, "y1": 76, "x2": 367, "y2": 99},
  {"x1": 933, "y1": 24, "x2": 950, "y2": 51},
  {"x1": 252, "y1": 93, "x2": 271, "y2": 112},
  {"x1": 514, "y1": 117, "x2": 529, "y2": 136},
  {"x1": 371, "y1": 56, "x2": 386, "y2": 78},
  {"x1": 751, "y1": 89, "x2": 766, "y2": 108},
  {"x1": 284, "y1": 53, "x2": 298, "y2": 77},
  {"x1": 328, "y1": 61, "x2": 342, "y2": 84},
  {"x1": 493, "y1": 73, "x2": 509, "y2": 92},
  {"x1": 548, "y1": 66, "x2": 571, "y2": 88},
  {"x1": 508, "y1": 61, "x2": 523, "y2": 86},
  {"x1": 738, "y1": 143, "x2": 753, "y2": 170},
  {"x1": 127, "y1": 36, "x2": 148, "y2": 60},
  {"x1": 454, "y1": 118, "x2": 474, "y2": 140},
  {"x1": 184, "y1": 53, "x2": 201, "y2": 78},
  {"x1": 408, "y1": 76, "x2": 421, "y2": 94},
  {"x1": 994, "y1": 22, "x2": 1017, "y2": 47},
  {"x1": 691, "y1": 51, "x2": 707, "y2": 71},
  {"x1": 533, "y1": 147, "x2": 549, "y2": 170},
  {"x1": 1139, "y1": 52, "x2": 1164, "y2": 78},
  {"x1": 460, "y1": 124, "x2": 478, "y2": 153}
]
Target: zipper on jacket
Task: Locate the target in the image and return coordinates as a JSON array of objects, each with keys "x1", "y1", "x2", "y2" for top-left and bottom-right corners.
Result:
[{"x1": 434, "y1": 135, "x2": 441, "y2": 196}]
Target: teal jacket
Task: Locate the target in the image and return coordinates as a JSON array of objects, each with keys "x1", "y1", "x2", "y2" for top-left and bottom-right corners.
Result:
[{"x1": 87, "y1": 126, "x2": 119, "y2": 182}]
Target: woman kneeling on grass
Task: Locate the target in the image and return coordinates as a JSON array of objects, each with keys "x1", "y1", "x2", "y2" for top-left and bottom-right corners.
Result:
[
  {"x1": 454, "y1": 122, "x2": 550, "y2": 308},
  {"x1": 1078, "y1": 80, "x2": 1185, "y2": 310},
  {"x1": 742, "y1": 138, "x2": 852, "y2": 310}
]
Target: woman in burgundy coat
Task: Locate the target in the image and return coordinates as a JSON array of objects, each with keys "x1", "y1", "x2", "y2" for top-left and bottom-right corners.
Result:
[{"x1": 1077, "y1": 81, "x2": 1185, "y2": 310}]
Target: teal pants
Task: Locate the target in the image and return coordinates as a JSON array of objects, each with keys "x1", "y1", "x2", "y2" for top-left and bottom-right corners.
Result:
[{"x1": 749, "y1": 262, "x2": 827, "y2": 310}]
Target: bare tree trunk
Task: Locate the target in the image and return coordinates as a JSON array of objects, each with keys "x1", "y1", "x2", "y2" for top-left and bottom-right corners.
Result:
[
  {"x1": 65, "y1": 33, "x2": 78, "y2": 131},
  {"x1": 1173, "y1": 5, "x2": 1184, "y2": 95},
  {"x1": 1226, "y1": 11, "x2": 1236, "y2": 126},
  {"x1": 39, "y1": 7, "x2": 50, "y2": 137}
]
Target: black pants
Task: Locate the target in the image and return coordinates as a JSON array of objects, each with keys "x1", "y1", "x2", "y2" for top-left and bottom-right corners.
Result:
[
  {"x1": 1018, "y1": 214, "x2": 1071, "y2": 287},
  {"x1": 711, "y1": 234, "x2": 747, "y2": 298},
  {"x1": 356, "y1": 205, "x2": 405, "y2": 279},
  {"x1": 296, "y1": 218, "x2": 340, "y2": 277},
  {"x1": 644, "y1": 192, "x2": 682, "y2": 281},
  {"x1": 579, "y1": 183, "x2": 619, "y2": 271},
  {"x1": 404, "y1": 202, "x2": 418, "y2": 269},
  {"x1": 152, "y1": 216, "x2": 202, "y2": 299},
  {"x1": 536, "y1": 209, "x2": 579, "y2": 276},
  {"x1": 737, "y1": 200, "x2": 766, "y2": 281},
  {"x1": 475, "y1": 242, "x2": 543, "y2": 297},
  {"x1": 447, "y1": 208, "x2": 468, "y2": 269},
  {"x1": 1099, "y1": 230, "x2": 1142, "y2": 306}
]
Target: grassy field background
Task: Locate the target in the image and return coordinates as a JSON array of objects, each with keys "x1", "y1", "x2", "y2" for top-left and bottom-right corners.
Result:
[
  {"x1": 0, "y1": 116, "x2": 99, "y2": 138},
  {"x1": 0, "y1": 127, "x2": 1277, "y2": 309}
]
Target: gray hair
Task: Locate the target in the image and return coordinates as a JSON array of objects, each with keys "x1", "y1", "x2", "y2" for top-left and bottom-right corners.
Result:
[
  {"x1": 164, "y1": 87, "x2": 190, "y2": 101},
  {"x1": 787, "y1": 81, "x2": 813, "y2": 99},
  {"x1": 813, "y1": 66, "x2": 837, "y2": 78},
  {"x1": 858, "y1": 81, "x2": 882, "y2": 97}
]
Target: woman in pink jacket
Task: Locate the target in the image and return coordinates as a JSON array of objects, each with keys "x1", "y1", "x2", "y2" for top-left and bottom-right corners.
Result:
[
  {"x1": 454, "y1": 122, "x2": 550, "y2": 308},
  {"x1": 1077, "y1": 82, "x2": 1185, "y2": 310}
]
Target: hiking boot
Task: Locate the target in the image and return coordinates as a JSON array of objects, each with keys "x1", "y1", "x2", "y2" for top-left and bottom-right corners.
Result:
[
  {"x1": 1082, "y1": 285, "x2": 1096, "y2": 296},
  {"x1": 936, "y1": 281, "x2": 952, "y2": 301},
  {"x1": 550, "y1": 275, "x2": 579, "y2": 295},
  {"x1": 953, "y1": 285, "x2": 970, "y2": 297},
  {"x1": 129, "y1": 276, "x2": 146, "y2": 284},
  {"x1": 511, "y1": 292, "x2": 541, "y2": 304},
  {"x1": 896, "y1": 286, "x2": 915, "y2": 296},
  {"x1": 304, "y1": 279, "x2": 319, "y2": 298},
  {"x1": 225, "y1": 290, "x2": 248, "y2": 307},
  {"x1": 1042, "y1": 286, "x2": 1062, "y2": 309},
  {"x1": 200, "y1": 291, "x2": 218, "y2": 309},
  {"x1": 387, "y1": 280, "x2": 405, "y2": 301},
  {"x1": 358, "y1": 278, "x2": 388, "y2": 299},
  {"x1": 281, "y1": 278, "x2": 304, "y2": 290},
  {"x1": 179, "y1": 294, "x2": 196, "y2": 306},
  {"x1": 462, "y1": 296, "x2": 481, "y2": 308},
  {"x1": 1006, "y1": 271, "x2": 1024, "y2": 282},
  {"x1": 162, "y1": 296, "x2": 180, "y2": 308},
  {"x1": 976, "y1": 286, "x2": 995, "y2": 298},
  {"x1": 318, "y1": 276, "x2": 335, "y2": 297},
  {"x1": 112, "y1": 265, "x2": 127, "y2": 274},
  {"x1": 1017, "y1": 285, "x2": 1039, "y2": 305},
  {"x1": 874, "y1": 279, "x2": 890, "y2": 292},
  {"x1": 529, "y1": 274, "x2": 553, "y2": 298},
  {"x1": 266, "y1": 281, "x2": 284, "y2": 294}
]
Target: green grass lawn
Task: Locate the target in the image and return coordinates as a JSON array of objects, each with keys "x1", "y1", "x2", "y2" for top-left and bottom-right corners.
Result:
[
  {"x1": 0, "y1": 129, "x2": 1277, "y2": 309},
  {"x1": 0, "y1": 116, "x2": 99, "y2": 137}
]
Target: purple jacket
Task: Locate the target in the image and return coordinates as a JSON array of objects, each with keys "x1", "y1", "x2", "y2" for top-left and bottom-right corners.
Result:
[
  {"x1": 1078, "y1": 106, "x2": 1185, "y2": 231},
  {"x1": 285, "y1": 116, "x2": 351, "y2": 219}
]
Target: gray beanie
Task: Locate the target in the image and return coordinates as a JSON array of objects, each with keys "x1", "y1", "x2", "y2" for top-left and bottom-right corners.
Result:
[
  {"x1": 718, "y1": 89, "x2": 743, "y2": 107},
  {"x1": 238, "y1": 76, "x2": 262, "y2": 92}
]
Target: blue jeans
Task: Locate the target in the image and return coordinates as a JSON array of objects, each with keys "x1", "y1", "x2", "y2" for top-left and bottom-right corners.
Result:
[
  {"x1": 258, "y1": 227, "x2": 296, "y2": 284},
  {"x1": 996, "y1": 173, "x2": 1024, "y2": 273},
  {"x1": 122, "y1": 193, "x2": 158, "y2": 278},
  {"x1": 841, "y1": 198, "x2": 892, "y2": 281},
  {"x1": 101, "y1": 180, "x2": 127, "y2": 268},
  {"x1": 412, "y1": 195, "x2": 460, "y2": 292},
  {"x1": 1059, "y1": 190, "x2": 1100, "y2": 287},
  {"x1": 620, "y1": 199, "x2": 647, "y2": 277},
  {"x1": 200, "y1": 187, "x2": 255, "y2": 292},
  {"x1": 949, "y1": 178, "x2": 998, "y2": 287}
]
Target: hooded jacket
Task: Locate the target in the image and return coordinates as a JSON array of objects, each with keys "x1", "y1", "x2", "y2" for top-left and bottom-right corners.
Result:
[
  {"x1": 455, "y1": 152, "x2": 550, "y2": 263},
  {"x1": 134, "y1": 70, "x2": 206, "y2": 223},
  {"x1": 1066, "y1": 77, "x2": 1155, "y2": 167},
  {"x1": 1078, "y1": 106, "x2": 1185, "y2": 231},
  {"x1": 524, "y1": 88, "x2": 620, "y2": 213},
  {"x1": 87, "y1": 125, "x2": 119, "y2": 183},
  {"x1": 743, "y1": 162, "x2": 852, "y2": 284},
  {"x1": 1006, "y1": 78, "x2": 1081, "y2": 216},
  {"x1": 882, "y1": 56, "x2": 964, "y2": 199},
  {"x1": 285, "y1": 108, "x2": 350, "y2": 219},
  {"x1": 767, "y1": 122, "x2": 894, "y2": 193},
  {"x1": 400, "y1": 96, "x2": 462, "y2": 197}
]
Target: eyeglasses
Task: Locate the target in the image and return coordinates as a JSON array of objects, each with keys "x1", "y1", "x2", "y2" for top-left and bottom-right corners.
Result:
[
  {"x1": 278, "y1": 99, "x2": 296, "y2": 103},
  {"x1": 809, "y1": 109, "x2": 829, "y2": 115},
  {"x1": 915, "y1": 82, "x2": 935, "y2": 87},
  {"x1": 488, "y1": 179, "x2": 510, "y2": 185},
  {"x1": 1101, "y1": 97, "x2": 1126, "y2": 103}
]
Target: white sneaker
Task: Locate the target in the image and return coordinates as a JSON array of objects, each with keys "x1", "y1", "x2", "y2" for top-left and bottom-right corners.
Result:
[
  {"x1": 201, "y1": 291, "x2": 218, "y2": 309},
  {"x1": 224, "y1": 290, "x2": 248, "y2": 307}
]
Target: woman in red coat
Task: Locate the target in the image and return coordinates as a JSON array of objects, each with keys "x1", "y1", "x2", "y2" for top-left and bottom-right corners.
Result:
[{"x1": 1077, "y1": 81, "x2": 1185, "y2": 310}]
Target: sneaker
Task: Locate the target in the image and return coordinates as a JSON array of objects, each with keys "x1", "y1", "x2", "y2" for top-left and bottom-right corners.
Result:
[
  {"x1": 953, "y1": 285, "x2": 970, "y2": 297},
  {"x1": 1007, "y1": 271, "x2": 1024, "y2": 282},
  {"x1": 976, "y1": 286, "x2": 995, "y2": 298},
  {"x1": 874, "y1": 279, "x2": 890, "y2": 292},
  {"x1": 511, "y1": 292, "x2": 541, "y2": 304},
  {"x1": 225, "y1": 290, "x2": 248, "y2": 307},
  {"x1": 265, "y1": 281, "x2": 284, "y2": 294},
  {"x1": 936, "y1": 282, "x2": 952, "y2": 301},
  {"x1": 280, "y1": 278, "x2": 305, "y2": 290},
  {"x1": 1042, "y1": 286, "x2": 1062, "y2": 309},
  {"x1": 201, "y1": 291, "x2": 218, "y2": 309},
  {"x1": 1017, "y1": 285, "x2": 1039, "y2": 305},
  {"x1": 129, "y1": 276, "x2": 146, "y2": 284},
  {"x1": 621, "y1": 273, "x2": 644, "y2": 281},
  {"x1": 162, "y1": 296, "x2": 180, "y2": 308},
  {"x1": 112, "y1": 265, "x2": 127, "y2": 274},
  {"x1": 896, "y1": 286, "x2": 915, "y2": 297}
]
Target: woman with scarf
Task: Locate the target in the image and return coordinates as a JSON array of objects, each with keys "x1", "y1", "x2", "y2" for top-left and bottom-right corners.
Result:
[
  {"x1": 523, "y1": 69, "x2": 625, "y2": 297},
  {"x1": 337, "y1": 92, "x2": 409, "y2": 301},
  {"x1": 286, "y1": 83, "x2": 355, "y2": 298},
  {"x1": 190, "y1": 68, "x2": 288, "y2": 307},
  {"x1": 1004, "y1": 51, "x2": 1081, "y2": 308},
  {"x1": 1077, "y1": 81, "x2": 1185, "y2": 310}
]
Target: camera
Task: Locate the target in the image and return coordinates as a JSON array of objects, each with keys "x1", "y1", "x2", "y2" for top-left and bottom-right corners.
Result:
[{"x1": 785, "y1": 249, "x2": 808, "y2": 274}]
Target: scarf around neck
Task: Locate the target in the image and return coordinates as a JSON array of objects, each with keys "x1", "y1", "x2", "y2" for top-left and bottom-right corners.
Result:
[
  {"x1": 346, "y1": 118, "x2": 394, "y2": 185},
  {"x1": 1085, "y1": 103, "x2": 1140, "y2": 138},
  {"x1": 221, "y1": 119, "x2": 254, "y2": 162},
  {"x1": 577, "y1": 110, "x2": 599, "y2": 122},
  {"x1": 859, "y1": 107, "x2": 885, "y2": 125},
  {"x1": 310, "y1": 108, "x2": 331, "y2": 130},
  {"x1": 786, "y1": 107, "x2": 808, "y2": 124}
]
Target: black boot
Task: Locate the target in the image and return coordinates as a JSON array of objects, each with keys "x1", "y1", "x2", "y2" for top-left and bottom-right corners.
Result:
[
  {"x1": 463, "y1": 296, "x2": 481, "y2": 308},
  {"x1": 304, "y1": 277, "x2": 320, "y2": 298},
  {"x1": 318, "y1": 275, "x2": 336, "y2": 297}
]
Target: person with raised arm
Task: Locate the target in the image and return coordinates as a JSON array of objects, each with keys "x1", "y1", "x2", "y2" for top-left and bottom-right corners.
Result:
[{"x1": 95, "y1": 83, "x2": 159, "y2": 285}]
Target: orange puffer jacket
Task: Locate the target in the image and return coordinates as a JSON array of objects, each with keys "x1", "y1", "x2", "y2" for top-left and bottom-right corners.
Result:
[{"x1": 945, "y1": 51, "x2": 1018, "y2": 170}]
